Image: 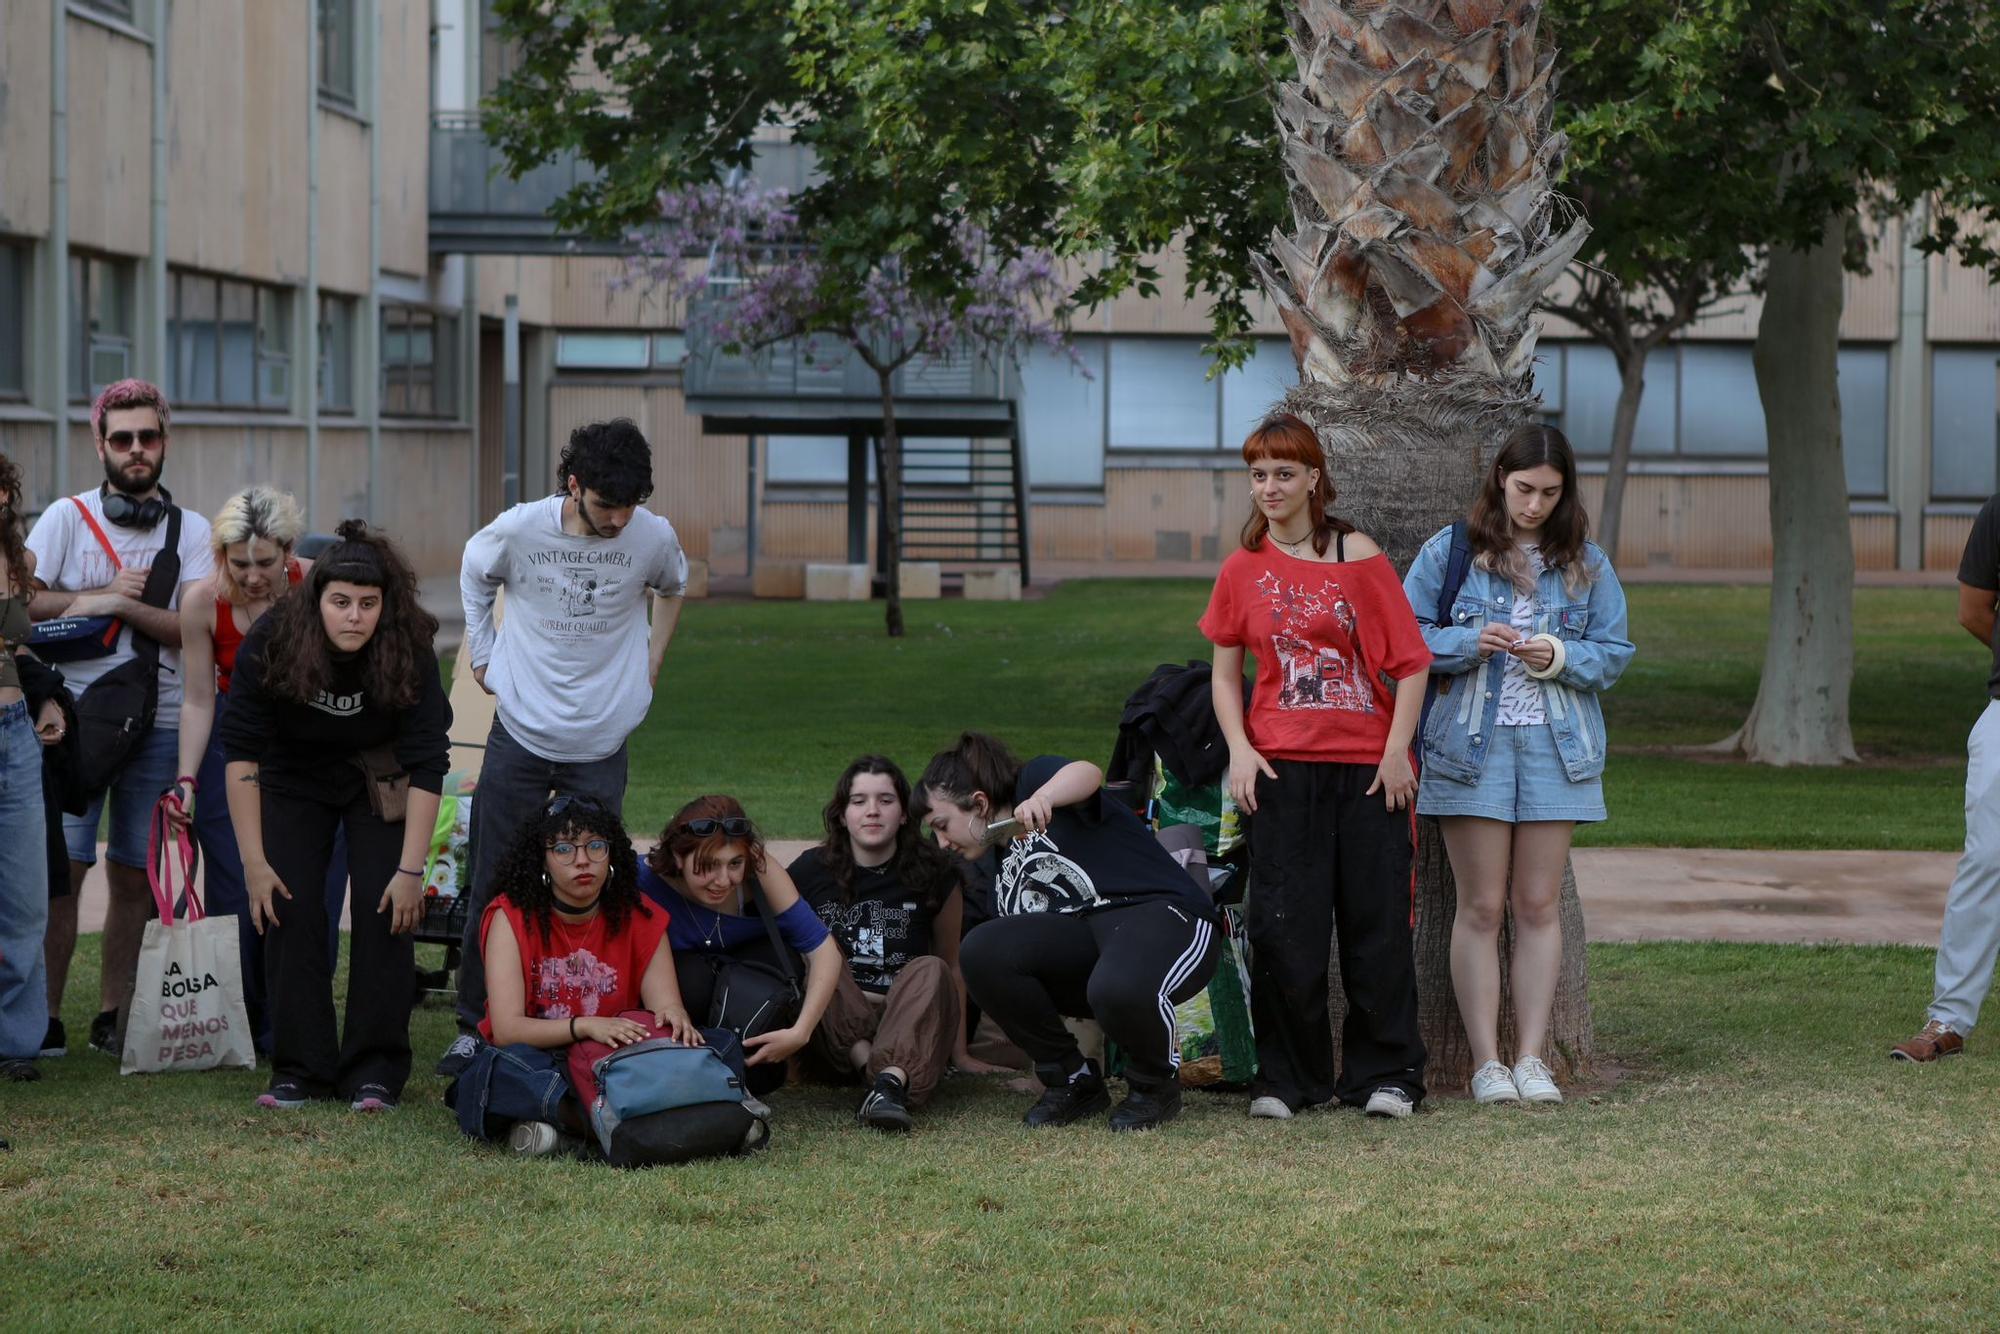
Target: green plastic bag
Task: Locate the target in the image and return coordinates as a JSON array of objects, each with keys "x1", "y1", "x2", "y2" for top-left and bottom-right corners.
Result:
[{"x1": 1152, "y1": 756, "x2": 1244, "y2": 858}]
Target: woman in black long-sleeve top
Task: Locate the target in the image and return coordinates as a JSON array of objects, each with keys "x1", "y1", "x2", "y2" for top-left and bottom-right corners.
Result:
[{"x1": 219, "y1": 520, "x2": 451, "y2": 1113}]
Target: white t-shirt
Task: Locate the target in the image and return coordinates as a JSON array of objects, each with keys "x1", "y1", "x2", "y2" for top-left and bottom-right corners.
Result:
[
  {"x1": 25, "y1": 489, "x2": 216, "y2": 730},
  {"x1": 460, "y1": 495, "x2": 687, "y2": 763},
  {"x1": 1496, "y1": 544, "x2": 1547, "y2": 727}
]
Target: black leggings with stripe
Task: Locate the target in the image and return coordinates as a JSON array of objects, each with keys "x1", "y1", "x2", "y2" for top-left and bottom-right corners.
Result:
[{"x1": 960, "y1": 900, "x2": 1219, "y2": 1092}]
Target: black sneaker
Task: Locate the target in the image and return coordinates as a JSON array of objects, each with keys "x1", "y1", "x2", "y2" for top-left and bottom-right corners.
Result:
[
  {"x1": 1023, "y1": 1060, "x2": 1110, "y2": 1128},
  {"x1": 41, "y1": 1018, "x2": 68, "y2": 1059},
  {"x1": 350, "y1": 1083, "x2": 398, "y2": 1113},
  {"x1": 256, "y1": 1081, "x2": 308, "y2": 1110},
  {"x1": 857, "y1": 1072, "x2": 914, "y2": 1132},
  {"x1": 435, "y1": 1032, "x2": 482, "y2": 1077},
  {"x1": 1109, "y1": 1082, "x2": 1183, "y2": 1133},
  {"x1": 1, "y1": 1059, "x2": 40, "y2": 1083},
  {"x1": 87, "y1": 1009, "x2": 118, "y2": 1055}
]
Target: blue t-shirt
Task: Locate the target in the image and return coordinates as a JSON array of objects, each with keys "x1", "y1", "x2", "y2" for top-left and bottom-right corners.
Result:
[{"x1": 636, "y1": 859, "x2": 830, "y2": 955}]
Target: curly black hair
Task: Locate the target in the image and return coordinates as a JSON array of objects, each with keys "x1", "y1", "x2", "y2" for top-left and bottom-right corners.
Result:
[
  {"x1": 0, "y1": 452, "x2": 29, "y2": 598},
  {"x1": 817, "y1": 755, "x2": 959, "y2": 915},
  {"x1": 259, "y1": 519, "x2": 439, "y2": 708},
  {"x1": 557, "y1": 418, "x2": 654, "y2": 507},
  {"x1": 487, "y1": 794, "x2": 647, "y2": 951}
]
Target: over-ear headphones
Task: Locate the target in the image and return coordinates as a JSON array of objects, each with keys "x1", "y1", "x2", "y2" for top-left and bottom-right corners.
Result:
[{"x1": 101, "y1": 484, "x2": 172, "y2": 530}]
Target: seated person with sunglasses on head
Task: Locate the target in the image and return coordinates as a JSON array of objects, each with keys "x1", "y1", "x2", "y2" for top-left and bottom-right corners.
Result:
[
  {"x1": 455, "y1": 794, "x2": 739, "y2": 1158},
  {"x1": 637, "y1": 795, "x2": 843, "y2": 1098}
]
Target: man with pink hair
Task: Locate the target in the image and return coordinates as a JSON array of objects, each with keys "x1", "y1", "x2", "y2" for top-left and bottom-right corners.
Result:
[{"x1": 26, "y1": 379, "x2": 213, "y2": 1059}]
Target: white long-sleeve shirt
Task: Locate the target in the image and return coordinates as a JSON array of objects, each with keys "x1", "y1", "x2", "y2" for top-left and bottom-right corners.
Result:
[{"x1": 460, "y1": 495, "x2": 687, "y2": 763}]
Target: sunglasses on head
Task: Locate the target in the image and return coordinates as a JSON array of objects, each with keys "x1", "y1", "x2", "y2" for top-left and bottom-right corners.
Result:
[
  {"x1": 545, "y1": 794, "x2": 611, "y2": 821},
  {"x1": 680, "y1": 817, "x2": 752, "y2": 839},
  {"x1": 105, "y1": 428, "x2": 164, "y2": 450}
]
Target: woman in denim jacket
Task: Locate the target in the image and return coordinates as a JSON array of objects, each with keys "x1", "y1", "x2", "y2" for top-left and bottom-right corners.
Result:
[{"x1": 1403, "y1": 425, "x2": 1634, "y2": 1107}]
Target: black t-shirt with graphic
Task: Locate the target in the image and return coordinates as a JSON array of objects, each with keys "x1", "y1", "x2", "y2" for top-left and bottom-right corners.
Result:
[
  {"x1": 993, "y1": 755, "x2": 1213, "y2": 919},
  {"x1": 788, "y1": 846, "x2": 940, "y2": 994},
  {"x1": 1960, "y1": 493, "x2": 2000, "y2": 699}
]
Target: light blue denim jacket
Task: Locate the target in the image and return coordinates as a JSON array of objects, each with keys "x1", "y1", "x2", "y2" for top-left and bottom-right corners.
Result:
[{"x1": 1402, "y1": 526, "x2": 1635, "y2": 784}]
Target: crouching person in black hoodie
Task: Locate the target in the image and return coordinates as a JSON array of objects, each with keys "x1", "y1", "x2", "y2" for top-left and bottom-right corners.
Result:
[{"x1": 220, "y1": 520, "x2": 450, "y2": 1115}]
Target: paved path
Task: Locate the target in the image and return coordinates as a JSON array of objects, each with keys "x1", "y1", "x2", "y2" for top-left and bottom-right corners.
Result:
[{"x1": 71, "y1": 845, "x2": 1955, "y2": 947}]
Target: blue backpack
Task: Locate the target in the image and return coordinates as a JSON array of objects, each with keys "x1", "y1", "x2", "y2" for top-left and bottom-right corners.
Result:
[
  {"x1": 1417, "y1": 521, "x2": 1475, "y2": 743},
  {"x1": 590, "y1": 1039, "x2": 767, "y2": 1168}
]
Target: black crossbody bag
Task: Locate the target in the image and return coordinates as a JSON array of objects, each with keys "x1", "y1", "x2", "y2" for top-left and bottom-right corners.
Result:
[
  {"x1": 72, "y1": 505, "x2": 182, "y2": 798},
  {"x1": 699, "y1": 878, "x2": 805, "y2": 1042}
]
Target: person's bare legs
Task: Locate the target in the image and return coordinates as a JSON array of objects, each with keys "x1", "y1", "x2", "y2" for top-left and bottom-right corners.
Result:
[
  {"x1": 43, "y1": 861, "x2": 88, "y2": 1015},
  {"x1": 1507, "y1": 821, "x2": 1575, "y2": 1062},
  {"x1": 1441, "y1": 815, "x2": 1516, "y2": 1069},
  {"x1": 97, "y1": 861, "x2": 154, "y2": 1018}
]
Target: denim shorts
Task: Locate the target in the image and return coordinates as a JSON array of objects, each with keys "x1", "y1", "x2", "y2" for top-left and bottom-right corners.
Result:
[
  {"x1": 1416, "y1": 720, "x2": 1607, "y2": 824},
  {"x1": 61, "y1": 723, "x2": 180, "y2": 868}
]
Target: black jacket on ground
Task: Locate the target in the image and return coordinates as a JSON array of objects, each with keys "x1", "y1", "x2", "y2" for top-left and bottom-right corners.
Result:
[{"x1": 1105, "y1": 660, "x2": 1248, "y2": 794}]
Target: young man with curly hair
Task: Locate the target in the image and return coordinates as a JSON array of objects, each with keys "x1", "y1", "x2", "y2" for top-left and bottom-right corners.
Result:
[{"x1": 439, "y1": 419, "x2": 689, "y2": 1076}]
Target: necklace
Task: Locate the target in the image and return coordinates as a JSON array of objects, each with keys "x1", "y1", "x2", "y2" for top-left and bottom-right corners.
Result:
[
  {"x1": 553, "y1": 893, "x2": 601, "y2": 918},
  {"x1": 1270, "y1": 526, "x2": 1313, "y2": 558}
]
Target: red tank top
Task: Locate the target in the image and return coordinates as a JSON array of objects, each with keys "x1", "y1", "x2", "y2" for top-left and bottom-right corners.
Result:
[{"x1": 214, "y1": 559, "x2": 303, "y2": 695}]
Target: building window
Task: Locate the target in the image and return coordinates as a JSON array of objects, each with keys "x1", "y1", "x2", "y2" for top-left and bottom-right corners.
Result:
[
  {"x1": 167, "y1": 270, "x2": 292, "y2": 410},
  {"x1": 319, "y1": 0, "x2": 359, "y2": 107},
  {"x1": 73, "y1": 0, "x2": 137, "y2": 22},
  {"x1": 0, "y1": 242, "x2": 28, "y2": 399},
  {"x1": 69, "y1": 253, "x2": 136, "y2": 403},
  {"x1": 554, "y1": 332, "x2": 653, "y2": 371},
  {"x1": 382, "y1": 305, "x2": 457, "y2": 417},
  {"x1": 1931, "y1": 348, "x2": 2000, "y2": 502},
  {"x1": 319, "y1": 294, "x2": 356, "y2": 413}
]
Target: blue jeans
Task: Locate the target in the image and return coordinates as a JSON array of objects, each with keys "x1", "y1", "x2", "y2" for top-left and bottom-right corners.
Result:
[
  {"x1": 193, "y1": 695, "x2": 348, "y2": 1053},
  {"x1": 61, "y1": 722, "x2": 179, "y2": 868},
  {"x1": 0, "y1": 701, "x2": 50, "y2": 1061},
  {"x1": 455, "y1": 716, "x2": 629, "y2": 1031}
]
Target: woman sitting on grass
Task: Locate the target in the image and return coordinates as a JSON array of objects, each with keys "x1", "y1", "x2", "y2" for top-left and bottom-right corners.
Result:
[
  {"x1": 921, "y1": 731, "x2": 1220, "y2": 1133},
  {"x1": 787, "y1": 755, "x2": 1009, "y2": 1133},
  {"x1": 1403, "y1": 424, "x2": 1633, "y2": 1107},
  {"x1": 638, "y1": 795, "x2": 843, "y2": 1098},
  {"x1": 455, "y1": 794, "x2": 727, "y2": 1158}
]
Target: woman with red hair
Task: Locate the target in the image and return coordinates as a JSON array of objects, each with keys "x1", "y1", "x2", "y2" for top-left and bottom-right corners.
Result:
[
  {"x1": 638, "y1": 795, "x2": 843, "y2": 1097},
  {"x1": 1199, "y1": 412, "x2": 1433, "y2": 1122}
]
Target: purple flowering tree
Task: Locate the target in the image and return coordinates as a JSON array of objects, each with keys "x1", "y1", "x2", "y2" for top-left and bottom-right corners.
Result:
[{"x1": 626, "y1": 183, "x2": 1073, "y2": 637}]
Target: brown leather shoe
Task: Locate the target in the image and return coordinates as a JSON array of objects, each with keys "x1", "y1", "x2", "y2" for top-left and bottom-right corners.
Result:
[{"x1": 1890, "y1": 1019, "x2": 1965, "y2": 1062}]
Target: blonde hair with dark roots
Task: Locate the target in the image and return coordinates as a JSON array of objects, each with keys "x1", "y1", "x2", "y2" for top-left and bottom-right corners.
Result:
[{"x1": 209, "y1": 486, "x2": 306, "y2": 601}]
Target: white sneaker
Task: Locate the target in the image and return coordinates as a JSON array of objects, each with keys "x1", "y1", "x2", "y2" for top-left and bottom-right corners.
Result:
[
  {"x1": 509, "y1": 1120, "x2": 563, "y2": 1157},
  {"x1": 1248, "y1": 1095, "x2": 1294, "y2": 1120},
  {"x1": 1364, "y1": 1087, "x2": 1414, "y2": 1119},
  {"x1": 1512, "y1": 1055, "x2": 1564, "y2": 1104},
  {"x1": 1471, "y1": 1060, "x2": 1521, "y2": 1105}
]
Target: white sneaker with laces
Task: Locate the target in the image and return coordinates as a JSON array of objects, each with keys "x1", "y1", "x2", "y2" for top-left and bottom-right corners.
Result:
[
  {"x1": 1364, "y1": 1087, "x2": 1414, "y2": 1119},
  {"x1": 509, "y1": 1120, "x2": 562, "y2": 1157},
  {"x1": 1247, "y1": 1095, "x2": 1294, "y2": 1120},
  {"x1": 1512, "y1": 1055, "x2": 1563, "y2": 1104},
  {"x1": 1471, "y1": 1060, "x2": 1521, "y2": 1105}
]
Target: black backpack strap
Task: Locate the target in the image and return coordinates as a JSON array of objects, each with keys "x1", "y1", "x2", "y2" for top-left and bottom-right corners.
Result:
[
  {"x1": 130, "y1": 505, "x2": 183, "y2": 667},
  {"x1": 743, "y1": 876, "x2": 801, "y2": 986},
  {"x1": 1435, "y1": 520, "x2": 1472, "y2": 625},
  {"x1": 1335, "y1": 530, "x2": 1346, "y2": 562}
]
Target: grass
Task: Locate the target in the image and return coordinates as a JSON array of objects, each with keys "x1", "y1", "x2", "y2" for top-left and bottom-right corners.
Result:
[
  {"x1": 620, "y1": 580, "x2": 1981, "y2": 850},
  {"x1": 5, "y1": 939, "x2": 1996, "y2": 1327}
]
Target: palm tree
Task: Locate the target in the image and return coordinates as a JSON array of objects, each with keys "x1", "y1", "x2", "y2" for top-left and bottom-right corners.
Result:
[{"x1": 1252, "y1": 0, "x2": 1594, "y2": 1086}]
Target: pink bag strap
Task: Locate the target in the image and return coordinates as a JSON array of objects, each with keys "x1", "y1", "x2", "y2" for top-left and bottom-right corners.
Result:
[{"x1": 148, "y1": 796, "x2": 203, "y2": 923}]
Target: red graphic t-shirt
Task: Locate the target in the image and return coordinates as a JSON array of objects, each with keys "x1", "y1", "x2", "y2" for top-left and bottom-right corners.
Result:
[
  {"x1": 1199, "y1": 546, "x2": 1431, "y2": 765},
  {"x1": 476, "y1": 894, "x2": 671, "y2": 1042}
]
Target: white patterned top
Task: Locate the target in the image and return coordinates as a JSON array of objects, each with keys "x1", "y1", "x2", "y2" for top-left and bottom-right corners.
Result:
[{"x1": 1496, "y1": 544, "x2": 1547, "y2": 726}]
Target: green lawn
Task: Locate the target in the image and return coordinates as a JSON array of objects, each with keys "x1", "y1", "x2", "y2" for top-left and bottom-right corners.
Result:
[
  {"x1": 619, "y1": 580, "x2": 1981, "y2": 850},
  {"x1": 5, "y1": 940, "x2": 1995, "y2": 1326}
]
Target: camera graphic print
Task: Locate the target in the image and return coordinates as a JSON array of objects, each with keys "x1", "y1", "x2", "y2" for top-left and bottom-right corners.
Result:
[
  {"x1": 1254, "y1": 569, "x2": 1375, "y2": 715},
  {"x1": 995, "y1": 831, "x2": 1106, "y2": 916}
]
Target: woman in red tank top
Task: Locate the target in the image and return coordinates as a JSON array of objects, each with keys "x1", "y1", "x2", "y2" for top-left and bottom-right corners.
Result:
[{"x1": 165, "y1": 486, "x2": 309, "y2": 1054}]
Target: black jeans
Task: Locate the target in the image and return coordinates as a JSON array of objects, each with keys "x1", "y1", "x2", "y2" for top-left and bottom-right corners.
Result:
[
  {"x1": 455, "y1": 716, "x2": 629, "y2": 1031},
  {"x1": 1246, "y1": 759, "x2": 1427, "y2": 1109},
  {"x1": 261, "y1": 786, "x2": 413, "y2": 1099},
  {"x1": 959, "y1": 900, "x2": 1220, "y2": 1092}
]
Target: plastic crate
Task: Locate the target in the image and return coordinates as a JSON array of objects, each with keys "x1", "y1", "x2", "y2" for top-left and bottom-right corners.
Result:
[{"x1": 414, "y1": 895, "x2": 470, "y2": 947}]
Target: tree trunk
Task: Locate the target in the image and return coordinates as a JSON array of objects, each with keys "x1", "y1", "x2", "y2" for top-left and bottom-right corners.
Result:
[
  {"x1": 1722, "y1": 210, "x2": 1858, "y2": 765},
  {"x1": 874, "y1": 369, "x2": 906, "y2": 639},
  {"x1": 1285, "y1": 381, "x2": 1596, "y2": 1090},
  {"x1": 1598, "y1": 345, "x2": 1652, "y2": 564}
]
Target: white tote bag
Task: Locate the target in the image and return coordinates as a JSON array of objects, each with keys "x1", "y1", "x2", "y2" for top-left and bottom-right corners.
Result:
[{"x1": 122, "y1": 800, "x2": 257, "y2": 1075}]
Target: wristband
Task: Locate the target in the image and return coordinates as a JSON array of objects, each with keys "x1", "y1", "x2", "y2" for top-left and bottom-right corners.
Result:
[
  {"x1": 396, "y1": 864, "x2": 425, "y2": 877},
  {"x1": 175, "y1": 775, "x2": 198, "y2": 792}
]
